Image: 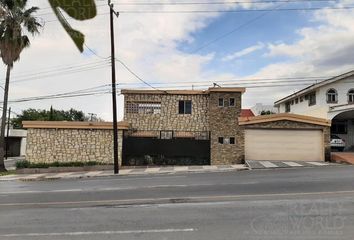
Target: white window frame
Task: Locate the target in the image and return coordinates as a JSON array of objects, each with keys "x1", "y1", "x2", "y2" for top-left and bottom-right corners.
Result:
[{"x1": 326, "y1": 88, "x2": 338, "y2": 104}]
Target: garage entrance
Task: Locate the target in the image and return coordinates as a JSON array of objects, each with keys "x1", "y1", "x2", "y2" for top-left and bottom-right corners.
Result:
[
  {"x1": 239, "y1": 113, "x2": 331, "y2": 162},
  {"x1": 245, "y1": 129, "x2": 324, "y2": 161}
]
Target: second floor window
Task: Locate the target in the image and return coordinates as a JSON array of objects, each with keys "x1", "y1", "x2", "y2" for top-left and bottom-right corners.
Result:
[
  {"x1": 327, "y1": 89, "x2": 338, "y2": 103},
  {"x1": 218, "y1": 98, "x2": 224, "y2": 107},
  {"x1": 229, "y1": 98, "x2": 235, "y2": 107},
  {"x1": 126, "y1": 102, "x2": 161, "y2": 114},
  {"x1": 308, "y1": 92, "x2": 316, "y2": 106},
  {"x1": 348, "y1": 89, "x2": 354, "y2": 104},
  {"x1": 285, "y1": 102, "x2": 291, "y2": 112},
  {"x1": 179, "y1": 100, "x2": 192, "y2": 114}
]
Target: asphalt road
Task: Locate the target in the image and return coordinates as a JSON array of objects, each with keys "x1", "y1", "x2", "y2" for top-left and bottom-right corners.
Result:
[{"x1": 0, "y1": 166, "x2": 354, "y2": 240}]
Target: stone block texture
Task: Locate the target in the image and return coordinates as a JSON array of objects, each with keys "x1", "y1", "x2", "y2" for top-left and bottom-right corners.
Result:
[
  {"x1": 26, "y1": 128, "x2": 123, "y2": 165},
  {"x1": 242, "y1": 120, "x2": 331, "y2": 162},
  {"x1": 209, "y1": 92, "x2": 244, "y2": 165},
  {"x1": 124, "y1": 93, "x2": 209, "y2": 131}
]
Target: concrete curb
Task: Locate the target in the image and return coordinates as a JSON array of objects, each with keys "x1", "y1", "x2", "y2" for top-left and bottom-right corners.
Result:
[{"x1": 0, "y1": 165, "x2": 249, "y2": 182}]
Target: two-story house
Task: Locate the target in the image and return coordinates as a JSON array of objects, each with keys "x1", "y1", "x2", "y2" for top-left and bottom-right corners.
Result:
[
  {"x1": 275, "y1": 70, "x2": 354, "y2": 150},
  {"x1": 121, "y1": 87, "x2": 246, "y2": 166}
]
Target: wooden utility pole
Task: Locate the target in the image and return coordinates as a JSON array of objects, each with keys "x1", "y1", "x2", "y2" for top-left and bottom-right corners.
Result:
[{"x1": 108, "y1": 0, "x2": 120, "y2": 174}]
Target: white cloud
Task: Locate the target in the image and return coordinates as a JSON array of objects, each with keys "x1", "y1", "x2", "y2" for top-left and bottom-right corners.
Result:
[{"x1": 222, "y1": 42, "x2": 264, "y2": 61}]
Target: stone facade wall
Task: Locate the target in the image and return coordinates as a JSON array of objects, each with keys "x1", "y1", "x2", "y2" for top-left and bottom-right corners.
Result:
[
  {"x1": 124, "y1": 93, "x2": 209, "y2": 131},
  {"x1": 209, "y1": 92, "x2": 244, "y2": 165},
  {"x1": 241, "y1": 120, "x2": 331, "y2": 162},
  {"x1": 26, "y1": 128, "x2": 123, "y2": 165}
]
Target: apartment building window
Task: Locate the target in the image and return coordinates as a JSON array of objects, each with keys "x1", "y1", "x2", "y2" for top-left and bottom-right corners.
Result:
[
  {"x1": 126, "y1": 102, "x2": 161, "y2": 114},
  {"x1": 218, "y1": 98, "x2": 224, "y2": 107},
  {"x1": 229, "y1": 98, "x2": 235, "y2": 107},
  {"x1": 218, "y1": 137, "x2": 224, "y2": 144},
  {"x1": 229, "y1": 137, "x2": 235, "y2": 144},
  {"x1": 327, "y1": 89, "x2": 338, "y2": 103},
  {"x1": 308, "y1": 92, "x2": 316, "y2": 106},
  {"x1": 348, "y1": 89, "x2": 354, "y2": 104},
  {"x1": 285, "y1": 102, "x2": 291, "y2": 112},
  {"x1": 179, "y1": 100, "x2": 192, "y2": 114}
]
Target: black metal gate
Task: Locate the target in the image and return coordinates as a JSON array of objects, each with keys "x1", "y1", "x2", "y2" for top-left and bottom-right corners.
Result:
[{"x1": 122, "y1": 135, "x2": 210, "y2": 166}]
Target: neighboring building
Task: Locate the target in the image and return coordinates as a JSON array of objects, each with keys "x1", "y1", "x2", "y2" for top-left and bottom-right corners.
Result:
[
  {"x1": 5, "y1": 128, "x2": 27, "y2": 157},
  {"x1": 122, "y1": 87, "x2": 246, "y2": 165},
  {"x1": 274, "y1": 70, "x2": 354, "y2": 150},
  {"x1": 241, "y1": 109, "x2": 255, "y2": 117},
  {"x1": 250, "y1": 103, "x2": 278, "y2": 116}
]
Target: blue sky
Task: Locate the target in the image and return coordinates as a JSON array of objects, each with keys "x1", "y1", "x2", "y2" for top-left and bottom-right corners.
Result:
[{"x1": 2, "y1": 0, "x2": 354, "y2": 120}]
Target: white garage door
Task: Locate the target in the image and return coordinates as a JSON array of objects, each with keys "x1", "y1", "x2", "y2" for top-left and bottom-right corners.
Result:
[{"x1": 245, "y1": 129, "x2": 324, "y2": 161}]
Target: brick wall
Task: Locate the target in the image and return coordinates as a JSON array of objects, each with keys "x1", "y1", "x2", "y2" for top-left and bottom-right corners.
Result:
[
  {"x1": 26, "y1": 128, "x2": 124, "y2": 165},
  {"x1": 209, "y1": 92, "x2": 244, "y2": 165},
  {"x1": 124, "y1": 93, "x2": 209, "y2": 131}
]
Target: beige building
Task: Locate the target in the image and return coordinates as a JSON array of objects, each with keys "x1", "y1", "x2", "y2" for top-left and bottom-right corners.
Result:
[{"x1": 122, "y1": 87, "x2": 246, "y2": 165}]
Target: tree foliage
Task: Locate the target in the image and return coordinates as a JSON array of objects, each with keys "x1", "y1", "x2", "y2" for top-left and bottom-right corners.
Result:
[
  {"x1": 260, "y1": 110, "x2": 276, "y2": 115},
  {"x1": 0, "y1": 0, "x2": 42, "y2": 171},
  {"x1": 12, "y1": 107, "x2": 88, "y2": 128},
  {"x1": 48, "y1": 0, "x2": 97, "y2": 52}
]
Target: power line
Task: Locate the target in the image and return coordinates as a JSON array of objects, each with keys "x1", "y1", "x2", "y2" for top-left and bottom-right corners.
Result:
[
  {"x1": 115, "y1": 58, "x2": 164, "y2": 92},
  {"x1": 116, "y1": 6, "x2": 354, "y2": 13},
  {"x1": 115, "y1": 0, "x2": 337, "y2": 5}
]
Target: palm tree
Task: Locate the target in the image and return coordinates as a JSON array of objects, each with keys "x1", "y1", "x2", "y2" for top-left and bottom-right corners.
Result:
[{"x1": 0, "y1": 0, "x2": 41, "y2": 172}]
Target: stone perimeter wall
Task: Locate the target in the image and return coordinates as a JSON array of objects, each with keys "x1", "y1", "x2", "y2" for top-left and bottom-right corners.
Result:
[
  {"x1": 124, "y1": 93, "x2": 209, "y2": 131},
  {"x1": 26, "y1": 128, "x2": 123, "y2": 165}
]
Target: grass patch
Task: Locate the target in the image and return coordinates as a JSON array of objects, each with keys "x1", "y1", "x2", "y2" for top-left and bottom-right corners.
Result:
[
  {"x1": 16, "y1": 160, "x2": 108, "y2": 169},
  {"x1": 0, "y1": 170, "x2": 16, "y2": 176}
]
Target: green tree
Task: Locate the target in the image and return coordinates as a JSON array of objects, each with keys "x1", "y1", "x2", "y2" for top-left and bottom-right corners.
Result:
[
  {"x1": 12, "y1": 107, "x2": 88, "y2": 129},
  {"x1": 48, "y1": 0, "x2": 97, "y2": 52},
  {"x1": 260, "y1": 110, "x2": 276, "y2": 115},
  {"x1": 0, "y1": 0, "x2": 42, "y2": 172}
]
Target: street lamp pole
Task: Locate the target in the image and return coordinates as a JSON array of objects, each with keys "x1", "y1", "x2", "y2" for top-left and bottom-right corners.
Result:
[{"x1": 108, "y1": 0, "x2": 119, "y2": 174}]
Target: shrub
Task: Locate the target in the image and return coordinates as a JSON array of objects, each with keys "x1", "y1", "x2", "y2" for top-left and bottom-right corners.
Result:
[{"x1": 16, "y1": 160, "x2": 107, "y2": 169}]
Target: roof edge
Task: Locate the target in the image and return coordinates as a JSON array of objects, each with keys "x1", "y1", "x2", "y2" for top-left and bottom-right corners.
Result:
[
  {"x1": 238, "y1": 113, "x2": 331, "y2": 127},
  {"x1": 22, "y1": 121, "x2": 130, "y2": 130},
  {"x1": 121, "y1": 87, "x2": 246, "y2": 95},
  {"x1": 274, "y1": 70, "x2": 354, "y2": 106}
]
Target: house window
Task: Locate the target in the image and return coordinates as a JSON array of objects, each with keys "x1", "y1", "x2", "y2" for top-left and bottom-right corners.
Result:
[
  {"x1": 179, "y1": 100, "x2": 192, "y2": 114},
  {"x1": 300, "y1": 96, "x2": 304, "y2": 102},
  {"x1": 126, "y1": 102, "x2": 161, "y2": 114},
  {"x1": 285, "y1": 102, "x2": 291, "y2": 113},
  {"x1": 229, "y1": 98, "x2": 235, "y2": 107},
  {"x1": 348, "y1": 89, "x2": 354, "y2": 104},
  {"x1": 218, "y1": 137, "x2": 224, "y2": 144},
  {"x1": 218, "y1": 98, "x2": 224, "y2": 107},
  {"x1": 230, "y1": 137, "x2": 235, "y2": 144},
  {"x1": 295, "y1": 98, "x2": 299, "y2": 104},
  {"x1": 331, "y1": 121, "x2": 348, "y2": 134},
  {"x1": 327, "y1": 89, "x2": 338, "y2": 103},
  {"x1": 308, "y1": 92, "x2": 316, "y2": 106}
]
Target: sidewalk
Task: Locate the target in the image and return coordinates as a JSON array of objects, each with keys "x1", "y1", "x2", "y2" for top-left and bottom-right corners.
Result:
[{"x1": 0, "y1": 164, "x2": 248, "y2": 181}]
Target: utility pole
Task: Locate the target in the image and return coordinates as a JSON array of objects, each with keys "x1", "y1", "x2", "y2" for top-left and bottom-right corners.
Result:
[
  {"x1": 108, "y1": 0, "x2": 120, "y2": 174},
  {"x1": 88, "y1": 113, "x2": 97, "y2": 122},
  {"x1": 5, "y1": 107, "x2": 10, "y2": 160}
]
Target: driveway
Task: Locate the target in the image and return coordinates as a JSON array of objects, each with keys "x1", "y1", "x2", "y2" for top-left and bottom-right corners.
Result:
[{"x1": 246, "y1": 160, "x2": 338, "y2": 169}]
